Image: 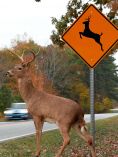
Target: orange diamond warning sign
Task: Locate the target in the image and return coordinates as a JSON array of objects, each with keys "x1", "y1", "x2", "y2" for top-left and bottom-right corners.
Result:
[{"x1": 62, "y1": 4, "x2": 118, "y2": 68}]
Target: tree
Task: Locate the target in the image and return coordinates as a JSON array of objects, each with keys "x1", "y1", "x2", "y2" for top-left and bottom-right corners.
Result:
[
  {"x1": 95, "y1": 56, "x2": 118, "y2": 101},
  {"x1": 36, "y1": 45, "x2": 76, "y2": 95},
  {"x1": 0, "y1": 85, "x2": 13, "y2": 113},
  {"x1": 35, "y1": 45, "x2": 87, "y2": 101}
]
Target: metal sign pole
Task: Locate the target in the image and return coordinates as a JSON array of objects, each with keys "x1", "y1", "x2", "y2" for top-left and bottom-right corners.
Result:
[{"x1": 90, "y1": 68, "x2": 95, "y2": 148}]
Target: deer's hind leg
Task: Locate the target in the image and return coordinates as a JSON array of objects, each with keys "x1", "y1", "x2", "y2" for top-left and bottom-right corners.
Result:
[
  {"x1": 79, "y1": 32, "x2": 83, "y2": 39},
  {"x1": 74, "y1": 123, "x2": 96, "y2": 157},
  {"x1": 55, "y1": 123, "x2": 71, "y2": 157},
  {"x1": 99, "y1": 42, "x2": 103, "y2": 51},
  {"x1": 95, "y1": 38, "x2": 103, "y2": 51},
  {"x1": 33, "y1": 116, "x2": 44, "y2": 157},
  {"x1": 97, "y1": 40, "x2": 103, "y2": 51}
]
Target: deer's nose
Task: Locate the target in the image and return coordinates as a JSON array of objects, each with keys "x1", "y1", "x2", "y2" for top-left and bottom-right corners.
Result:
[
  {"x1": 6, "y1": 72, "x2": 10, "y2": 76},
  {"x1": 6, "y1": 71, "x2": 13, "y2": 77}
]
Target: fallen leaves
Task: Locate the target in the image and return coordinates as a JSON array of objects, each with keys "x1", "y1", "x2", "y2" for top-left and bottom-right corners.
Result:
[{"x1": 0, "y1": 116, "x2": 118, "y2": 157}]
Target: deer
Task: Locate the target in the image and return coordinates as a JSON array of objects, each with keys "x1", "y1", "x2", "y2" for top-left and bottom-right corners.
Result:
[
  {"x1": 79, "y1": 16, "x2": 103, "y2": 51},
  {"x1": 6, "y1": 50, "x2": 96, "y2": 157}
]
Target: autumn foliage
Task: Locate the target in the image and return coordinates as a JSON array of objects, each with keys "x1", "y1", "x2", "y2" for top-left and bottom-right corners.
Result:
[{"x1": 0, "y1": 38, "x2": 118, "y2": 113}]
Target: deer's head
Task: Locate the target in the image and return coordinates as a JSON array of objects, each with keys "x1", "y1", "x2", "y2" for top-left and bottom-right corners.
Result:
[
  {"x1": 83, "y1": 16, "x2": 91, "y2": 24},
  {"x1": 6, "y1": 50, "x2": 36, "y2": 79}
]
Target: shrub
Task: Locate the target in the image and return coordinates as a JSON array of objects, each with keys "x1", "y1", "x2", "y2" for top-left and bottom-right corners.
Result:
[
  {"x1": 95, "y1": 102, "x2": 105, "y2": 113},
  {"x1": 95, "y1": 97, "x2": 112, "y2": 113},
  {"x1": 103, "y1": 97, "x2": 112, "y2": 111}
]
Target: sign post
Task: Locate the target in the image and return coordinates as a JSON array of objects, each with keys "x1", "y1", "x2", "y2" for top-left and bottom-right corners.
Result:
[
  {"x1": 90, "y1": 68, "x2": 95, "y2": 147},
  {"x1": 62, "y1": 4, "x2": 118, "y2": 146}
]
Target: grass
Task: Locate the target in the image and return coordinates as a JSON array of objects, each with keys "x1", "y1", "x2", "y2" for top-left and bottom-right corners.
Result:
[{"x1": 0, "y1": 116, "x2": 118, "y2": 157}]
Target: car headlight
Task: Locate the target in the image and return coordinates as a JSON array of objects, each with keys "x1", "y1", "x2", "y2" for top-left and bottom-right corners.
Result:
[
  {"x1": 20, "y1": 111, "x2": 28, "y2": 114},
  {"x1": 4, "y1": 110, "x2": 13, "y2": 114}
]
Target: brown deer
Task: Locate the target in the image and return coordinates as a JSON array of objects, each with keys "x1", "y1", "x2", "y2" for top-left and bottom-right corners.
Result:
[{"x1": 6, "y1": 50, "x2": 96, "y2": 157}]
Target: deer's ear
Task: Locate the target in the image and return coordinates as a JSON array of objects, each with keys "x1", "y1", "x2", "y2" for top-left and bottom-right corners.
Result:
[
  {"x1": 22, "y1": 63, "x2": 31, "y2": 68},
  {"x1": 22, "y1": 63, "x2": 28, "y2": 68}
]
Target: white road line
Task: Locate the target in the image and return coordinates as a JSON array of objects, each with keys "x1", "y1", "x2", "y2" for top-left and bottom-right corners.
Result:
[
  {"x1": 0, "y1": 132, "x2": 35, "y2": 143},
  {"x1": 0, "y1": 127, "x2": 58, "y2": 143}
]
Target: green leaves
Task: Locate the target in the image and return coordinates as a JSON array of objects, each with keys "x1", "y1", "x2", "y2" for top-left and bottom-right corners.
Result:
[{"x1": 0, "y1": 85, "x2": 13, "y2": 113}]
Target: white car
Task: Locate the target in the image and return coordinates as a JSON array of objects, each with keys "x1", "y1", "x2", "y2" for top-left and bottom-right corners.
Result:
[{"x1": 4, "y1": 103, "x2": 30, "y2": 120}]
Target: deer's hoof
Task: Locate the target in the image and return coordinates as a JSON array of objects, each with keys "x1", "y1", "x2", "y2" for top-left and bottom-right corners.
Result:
[
  {"x1": 34, "y1": 154, "x2": 40, "y2": 157},
  {"x1": 34, "y1": 152, "x2": 40, "y2": 157}
]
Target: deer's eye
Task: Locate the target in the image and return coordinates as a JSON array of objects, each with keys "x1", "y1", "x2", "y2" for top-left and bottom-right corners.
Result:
[{"x1": 18, "y1": 67, "x2": 22, "y2": 70}]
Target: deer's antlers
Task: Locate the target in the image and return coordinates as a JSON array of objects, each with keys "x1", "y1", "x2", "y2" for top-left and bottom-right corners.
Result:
[
  {"x1": 86, "y1": 15, "x2": 91, "y2": 21},
  {"x1": 8, "y1": 50, "x2": 25, "y2": 63},
  {"x1": 85, "y1": 13, "x2": 92, "y2": 22},
  {"x1": 8, "y1": 49, "x2": 40, "y2": 65}
]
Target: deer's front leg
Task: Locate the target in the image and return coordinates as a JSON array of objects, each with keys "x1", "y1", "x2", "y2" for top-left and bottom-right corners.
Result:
[
  {"x1": 55, "y1": 123, "x2": 70, "y2": 157},
  {"x1": 33, "y1": 116, "x2": 44, "y2": 157}
]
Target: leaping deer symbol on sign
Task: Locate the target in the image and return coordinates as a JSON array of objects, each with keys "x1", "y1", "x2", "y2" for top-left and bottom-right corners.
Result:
[{"x1": 79, "y1": 16, "x2": 104, "y2": 51}]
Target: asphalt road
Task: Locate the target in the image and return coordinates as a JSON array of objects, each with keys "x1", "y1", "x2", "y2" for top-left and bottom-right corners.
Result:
[
  {"x1": 0, "y1": 121, "x2": 57, "y2": 142},
  {"x1": 0, "y1": 113, "x2": 118, "y2": 142}
]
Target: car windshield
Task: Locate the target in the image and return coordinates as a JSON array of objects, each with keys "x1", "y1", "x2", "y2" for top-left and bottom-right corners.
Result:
[{"x1": 11, "y1": 103, "x2": 26, "y2": 109}]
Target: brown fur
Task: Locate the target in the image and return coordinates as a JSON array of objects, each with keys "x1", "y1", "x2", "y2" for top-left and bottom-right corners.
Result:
[{"x1": 6, "y1": 52, "x2": 96, "y2": 157}]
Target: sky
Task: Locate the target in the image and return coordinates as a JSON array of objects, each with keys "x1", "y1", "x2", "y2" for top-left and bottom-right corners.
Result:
[{"x1": 0, "y1": 0, "x2": 118, "y2": 64}]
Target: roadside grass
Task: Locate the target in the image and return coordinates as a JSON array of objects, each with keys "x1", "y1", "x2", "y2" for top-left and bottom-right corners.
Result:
[{"x1": 0, "y1": 116, "x2": 118, "y2": 157}]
